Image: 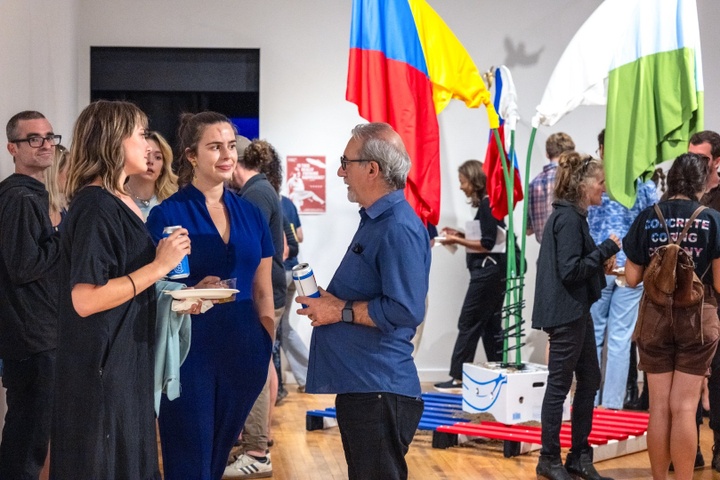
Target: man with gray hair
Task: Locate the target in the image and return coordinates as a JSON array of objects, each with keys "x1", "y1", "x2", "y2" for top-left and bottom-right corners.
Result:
[{"x1": 297, "y1": 122, "x2": 431, "y2": 480}]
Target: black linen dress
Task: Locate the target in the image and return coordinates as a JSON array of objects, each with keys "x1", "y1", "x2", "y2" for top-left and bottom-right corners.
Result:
[{"x1": 51, "y1": 187, "x2": 160, "y2": 480}]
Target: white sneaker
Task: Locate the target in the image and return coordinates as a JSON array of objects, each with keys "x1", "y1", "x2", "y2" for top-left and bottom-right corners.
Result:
[{"x1": 223, "y1": 453, "x2": 273, "y2": 479}]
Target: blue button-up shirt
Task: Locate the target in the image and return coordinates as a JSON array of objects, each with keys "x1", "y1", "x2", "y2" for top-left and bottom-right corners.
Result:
[
  {"x1": 588, "y1": 178, "x2": 658, "y2": 267},
  {"x1": 306, "y1": 189, "x2": 431, "y2": 397}
]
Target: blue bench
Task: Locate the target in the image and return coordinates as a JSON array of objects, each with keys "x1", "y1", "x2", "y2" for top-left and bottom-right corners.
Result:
[{"x1": 306, "y1": 392, "x2": 467, "y2": 434}]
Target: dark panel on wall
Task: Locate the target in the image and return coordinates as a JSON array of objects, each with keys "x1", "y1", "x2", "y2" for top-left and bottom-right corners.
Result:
[
  {"x1": 91, "y1": 47, "x2": 259, "y2": 92},
  {"x1": 90, "y1": 47, "x2": 261, "y2": 156}
]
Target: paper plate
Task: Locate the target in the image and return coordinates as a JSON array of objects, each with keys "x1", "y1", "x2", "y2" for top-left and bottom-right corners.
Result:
[{"x1": 163, "y1": 288, "x2": 239, "y2": 300}]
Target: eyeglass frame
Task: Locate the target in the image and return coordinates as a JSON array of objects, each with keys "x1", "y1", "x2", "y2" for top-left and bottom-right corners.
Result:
[
  {"x1": 340, "y1": 155, "x2": 373, "y2": 171},
  {"x1": 10, "y1": 135, "x2": 62, "y2": 148}
]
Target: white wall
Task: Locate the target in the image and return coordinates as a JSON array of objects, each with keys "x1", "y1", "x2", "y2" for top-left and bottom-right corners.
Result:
[{"x1": 1, "y1": 0, "x2": 719, "y2": 381}]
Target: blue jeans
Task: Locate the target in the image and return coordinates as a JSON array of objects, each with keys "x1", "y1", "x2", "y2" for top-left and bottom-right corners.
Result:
[
  {"x1": 591, "y1": 275, "x2": 643, "y2": 409},
  {"x1": 335, "y1": 392, "x2": 424, "y2": 480}
]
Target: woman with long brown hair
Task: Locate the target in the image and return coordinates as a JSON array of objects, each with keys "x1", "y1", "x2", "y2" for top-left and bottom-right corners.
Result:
[
  {"x1": 51, "y1": 100, "x2": 190, "y2": 479},
  {"x1": 434, "y1": 159, "x2": 507, "y2": 392}
]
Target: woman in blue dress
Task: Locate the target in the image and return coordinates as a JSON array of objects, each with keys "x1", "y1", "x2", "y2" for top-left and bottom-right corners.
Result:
[{"x1": 146, "y1": 111, "x2": 274, "y2": 480}]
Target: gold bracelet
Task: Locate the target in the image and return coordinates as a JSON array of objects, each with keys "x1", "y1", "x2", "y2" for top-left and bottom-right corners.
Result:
[{"x1": 126, "y1": 274, "x2": 137, "y2": 298}]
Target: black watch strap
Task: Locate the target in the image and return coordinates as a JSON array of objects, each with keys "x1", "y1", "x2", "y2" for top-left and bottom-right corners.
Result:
[{"x1": 342, "y1": 300, "x2": 355, "y2": 323}]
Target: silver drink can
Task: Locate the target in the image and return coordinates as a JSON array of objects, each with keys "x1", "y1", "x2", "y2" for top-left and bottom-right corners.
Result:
[
  {"x1": 292, "y1": 263, "x2": 320, "y2": 307},
  {"x1": 162, "y1": 225, "x2": 190, "y2": 279}
]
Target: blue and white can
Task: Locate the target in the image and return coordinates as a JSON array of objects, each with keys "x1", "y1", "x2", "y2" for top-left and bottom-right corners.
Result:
[
  {"x1": 162, "y1": 225, "x2": 190, "y2": 279},
  {"x1": 292, "y1": 263, "x2": 320, "y2": 307}
]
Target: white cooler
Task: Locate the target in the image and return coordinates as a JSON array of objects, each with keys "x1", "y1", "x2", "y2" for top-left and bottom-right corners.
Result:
[{"x1": 462, "y1": 361, "x2": 571, "y2": 425}]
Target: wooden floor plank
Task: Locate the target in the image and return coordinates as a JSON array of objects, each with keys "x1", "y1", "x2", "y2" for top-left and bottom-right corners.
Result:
[
  {"x1": 41, "y1": 382, "x2": 719, "y2": 479},
  {"x1": 265, "y1": 384, "x2": 719, "y2": 479}
]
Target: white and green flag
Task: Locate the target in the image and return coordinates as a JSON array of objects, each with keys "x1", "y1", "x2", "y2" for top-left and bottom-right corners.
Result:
[{"x1": 533, "y1": 0, "x2": 703, "y2": 207}]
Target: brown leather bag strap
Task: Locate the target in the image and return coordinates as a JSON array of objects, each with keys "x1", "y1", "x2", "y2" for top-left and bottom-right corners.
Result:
[
  {"x1": 655, "y1": 204, "x2": 707, "y2": 246},
  {"x1": 653, "y1": 204, "x2": 670, "y2": 240},
  {"x1": 675, "y1": 206, "x2": 707, "y2": 245}
]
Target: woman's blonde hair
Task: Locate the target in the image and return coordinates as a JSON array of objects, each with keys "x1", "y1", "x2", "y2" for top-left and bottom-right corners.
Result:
[
  {"x1": 554, "y1": 151, "x2": 603, "y2": 205},
  {"x1": 145, "y1": 131, "x2": 178, "y2": 201},
  {"x1": 65, "y1": 100, "x2": 147, "y2": 202},
  {"x1": 44, "y1": 144, "x2": 68, "y2": 216}
]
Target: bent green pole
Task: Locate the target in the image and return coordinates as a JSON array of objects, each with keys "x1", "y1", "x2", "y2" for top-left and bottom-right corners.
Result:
[{"x1": 491, "y1": 128, "x2": 516, "y2": 366}]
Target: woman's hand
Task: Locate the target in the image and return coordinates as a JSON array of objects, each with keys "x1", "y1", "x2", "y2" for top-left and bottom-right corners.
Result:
[
  {"x1": 193, "y1": 276, "x2": 222, "y2": 289},
  {"x1": 176, "y1": 299, "x2": 205, "y2": 315},
  {"x1": 609, "y1": 233, "x2": 621, "y2": 249},
  {"x1": 603, "y1": 256, "x2": 617, "y2": 275},
  {"x1": 439, "y1": 234, "x2": 461, "y2": 246},
  {"x1": 441, "y1": 227, "x2": 463, "y2": 238},
  {"x1": 154, "y1": 228, "x2": 191, "y2": 274},
  {"x1": 438, "y1": 227, "x2": 464, "y2": 246}
]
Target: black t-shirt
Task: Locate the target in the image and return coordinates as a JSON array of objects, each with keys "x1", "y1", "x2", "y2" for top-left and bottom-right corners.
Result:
[
  {"x1": 466, "y1": 196, "x2": 506, "y2": 269},
  {"x1": 624, "y1": 199, "x2": 720, "y2": 285}
]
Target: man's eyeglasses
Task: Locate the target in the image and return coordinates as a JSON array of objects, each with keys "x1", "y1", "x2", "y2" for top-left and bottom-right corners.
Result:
[
  {"x1": 11, "y1": 135, "x2": 62, "y2": 148},
  {"x1": 340, "y1": 155, "x2": 372, "y2": 171}
]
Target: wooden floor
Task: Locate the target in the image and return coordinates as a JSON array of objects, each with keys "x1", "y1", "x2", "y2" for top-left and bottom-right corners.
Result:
[
  {"x1": 37, "y1": 383, "x2": 720, "y2": 479},
  {"x1": 267, "y1": 383, "x2": 720, "y2": 480}
]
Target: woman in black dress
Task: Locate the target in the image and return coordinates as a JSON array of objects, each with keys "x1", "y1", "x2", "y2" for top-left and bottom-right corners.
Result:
[
  {"x1": 51, "y1": 100, "x2": 192, "y2": 479},
  {"x1": 532, "y1": 152, "x2": 620, "y2": 480},
  {"x1": 434, "y1": 160, "x2": 507, "y2": 391}
]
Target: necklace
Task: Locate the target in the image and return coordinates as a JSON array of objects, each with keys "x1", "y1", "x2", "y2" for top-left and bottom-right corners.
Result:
[
  {"x1": 126, "y1": 186, "x2": 153, "y2": 207},
  {"x1": 205, "y1": 201, "x2": 225, "y2": 210}
]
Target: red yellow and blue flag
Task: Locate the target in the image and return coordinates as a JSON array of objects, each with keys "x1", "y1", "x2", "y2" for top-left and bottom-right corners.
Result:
[{"x1": 347, "y1": 0, "x2": 499, "y2": 226}]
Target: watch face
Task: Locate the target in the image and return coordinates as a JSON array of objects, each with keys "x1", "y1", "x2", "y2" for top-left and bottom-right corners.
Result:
[{"x1": 342, "y1": 306, "x2": 353, "y2": 323}]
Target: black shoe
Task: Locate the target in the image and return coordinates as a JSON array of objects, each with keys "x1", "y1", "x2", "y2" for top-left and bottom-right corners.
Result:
[
  {"x1": 275, "y1": 388, "x2": 288, "y2": 406},
  {"x1": 434, "y1": 378, "x2": 462, "y2": 393},
  {"x1": 624, "y1": 389, "x2": 649, "y2": 411},
  {"x1": 565, "y1": 451, "x2": 613, "y2": 480},
  {"x1": 536, "y1": 455, "x2": 573, "y2": 480},
  {"x1": 623, "y1": 383, "x2": 638, "y2": 408},
  {"x1": 712, "y1": 444, "x2": 720, "y2": 472},
  {"x1": 697, "y1": 447, "x2": 706, "y2": 469}
]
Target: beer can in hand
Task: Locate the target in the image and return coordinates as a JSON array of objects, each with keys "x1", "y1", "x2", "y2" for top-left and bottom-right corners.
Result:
[
  {"x1": 292, "y1": 263, "x2": 320, "y2": 307},
  {"x1": 162, "y1": 225, "x2": 190, "y2": 279}
]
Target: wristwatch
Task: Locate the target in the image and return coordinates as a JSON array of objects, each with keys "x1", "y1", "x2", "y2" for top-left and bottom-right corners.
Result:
[{"x1": 342, "y1": 300, "x2": 355, "y2": 324}]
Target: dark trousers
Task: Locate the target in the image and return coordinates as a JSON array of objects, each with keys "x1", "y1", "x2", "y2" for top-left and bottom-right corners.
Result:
[
  {"x1": 335, "y1": 392, "x2": 424, "y2": 480},
  {"x1": 541, "y1": 315, "x2": 601, "y2": 457},
  {"x1": 449, "y1": 262, "x2": 505, "y2": 379},
  {"x1": 0, "y1": 350, "x2": 55, "y2": 480}
]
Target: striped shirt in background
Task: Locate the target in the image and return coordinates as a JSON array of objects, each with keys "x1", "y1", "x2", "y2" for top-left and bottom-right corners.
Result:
[{"x1": 527, "y1": 162, "x2": 558, "y2": 243}]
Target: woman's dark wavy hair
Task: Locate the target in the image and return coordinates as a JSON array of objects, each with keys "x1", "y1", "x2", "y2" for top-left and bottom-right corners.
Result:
[
  {"x1": 666, "y1": 152, "x2": 710, "y2": 199},
  {"x1": 457, "y1": 159, "x2": 486, "y2": 208},
  {"x1": 241, "y1": 140, "x2": 283, "y2": 193},
  {"x1": 176, "y1": 111, "x2": 235, "y2": 187}
]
